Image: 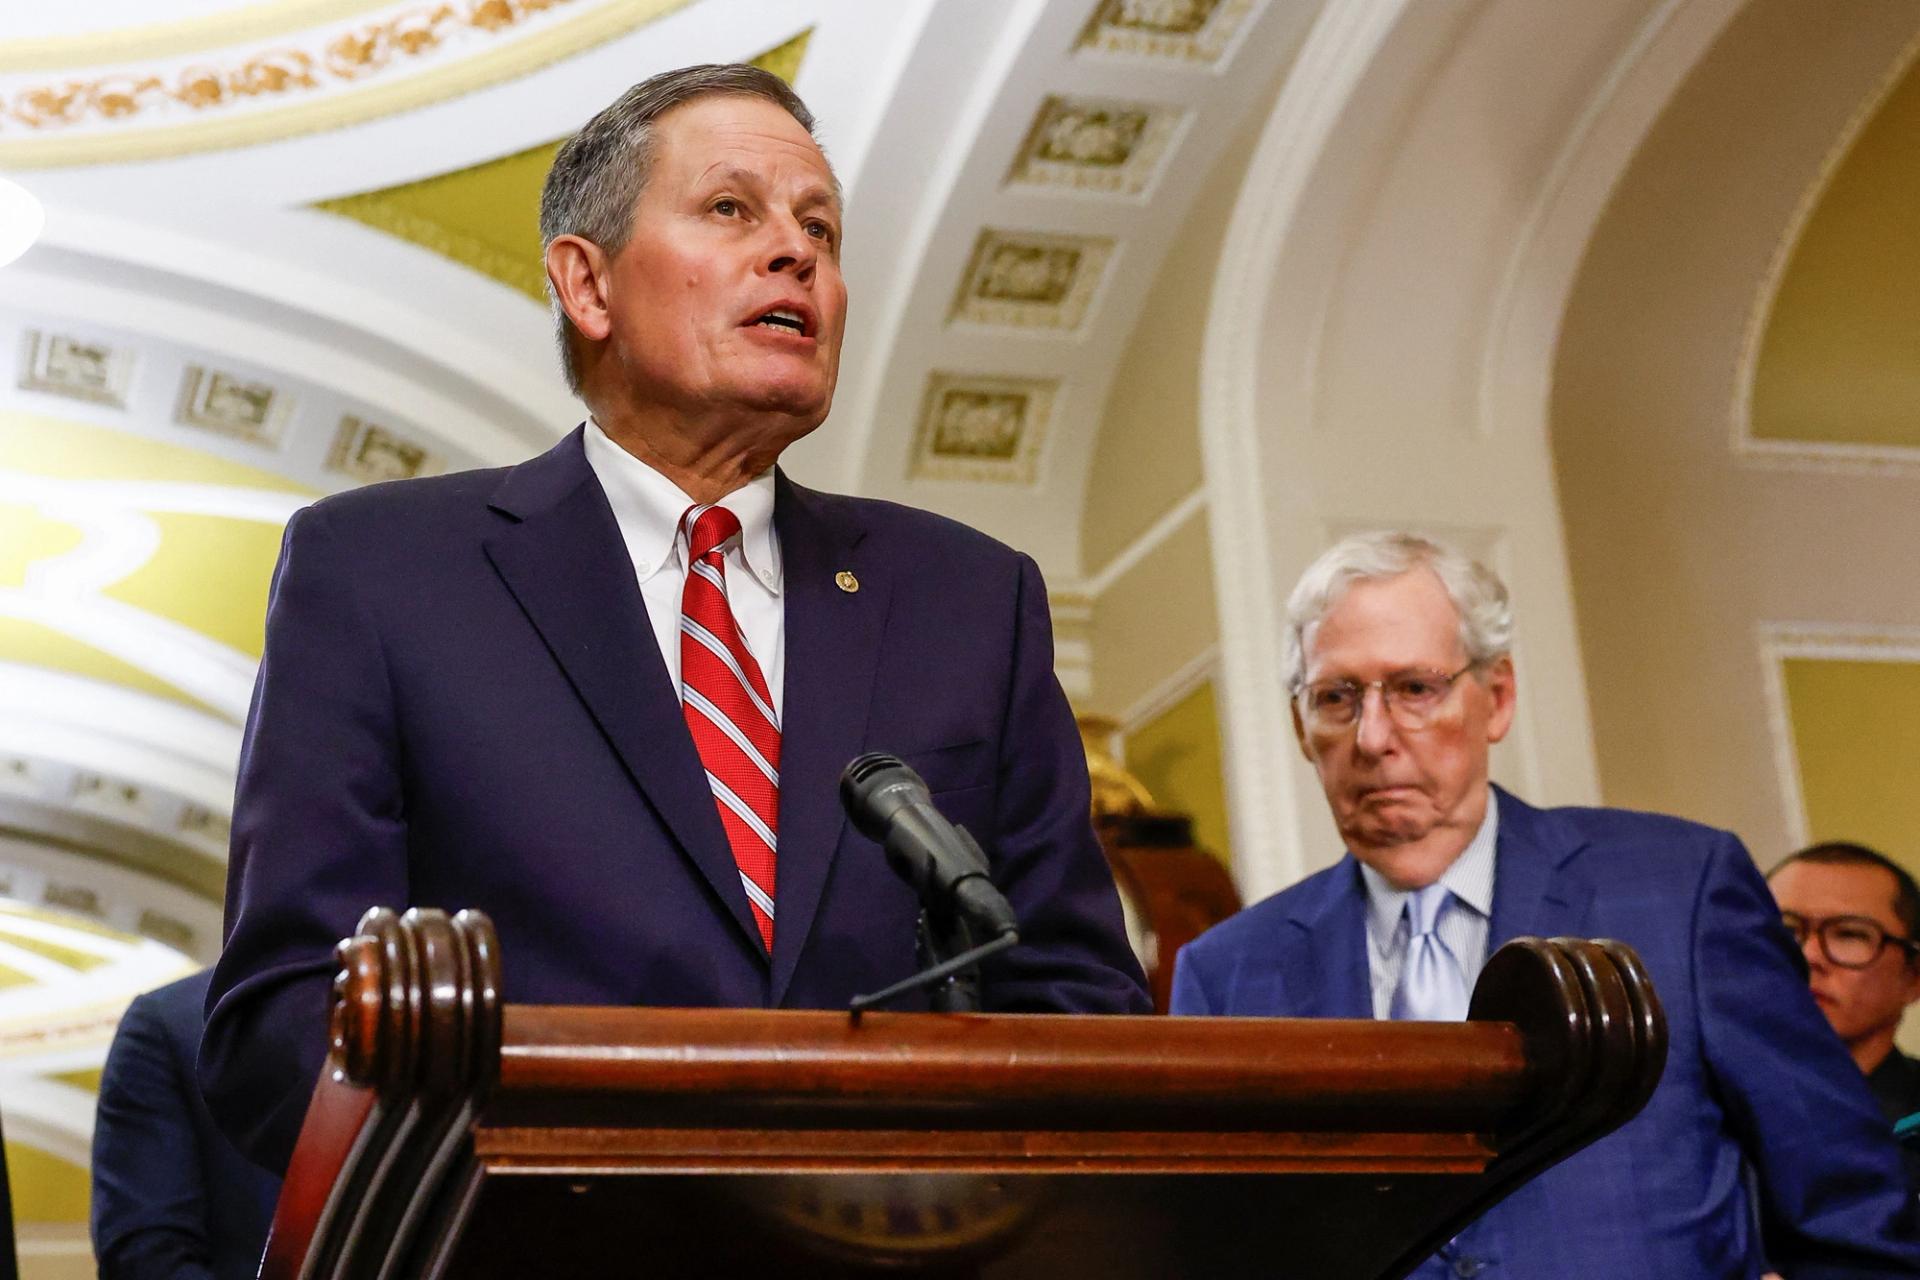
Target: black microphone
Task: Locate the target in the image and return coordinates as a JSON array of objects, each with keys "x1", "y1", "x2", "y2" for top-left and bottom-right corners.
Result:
[{"x1": 839, "y1": 753, "x2": 1019, "y2": 939}]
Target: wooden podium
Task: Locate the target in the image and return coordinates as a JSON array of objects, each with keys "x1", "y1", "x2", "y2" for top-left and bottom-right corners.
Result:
[{"x1": 262, "y1": 908, "x2": 1665, "y2": 1280}]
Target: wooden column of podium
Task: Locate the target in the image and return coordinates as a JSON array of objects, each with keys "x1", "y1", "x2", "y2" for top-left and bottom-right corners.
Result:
[{"x1": 262, "y1": 908, "x2": 1665, "y2": 1280}]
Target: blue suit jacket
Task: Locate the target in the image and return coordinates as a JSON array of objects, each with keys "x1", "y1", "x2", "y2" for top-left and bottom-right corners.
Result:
[
  {"x1": 94, "y1": 970, "x2": 280, "y2": 1280},
  {"x1": 1172, "y1": 788, "x2": 1920, "y2": 1278},
  {"x1": 202, "y1": 428, "x2": 1147, "y2": 1173}
]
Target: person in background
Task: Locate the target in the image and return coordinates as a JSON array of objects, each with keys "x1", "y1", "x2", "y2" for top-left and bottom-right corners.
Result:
[
  {"x1": 1172, "y1": 530, "x2": 1920, "y2": 1277},
  {"x1": 1769, "y1": 841, "x2": 1920, "y2": 1182},
  {"x1": 93, "y1": 969, "x2": 278, "y2": 1280}
]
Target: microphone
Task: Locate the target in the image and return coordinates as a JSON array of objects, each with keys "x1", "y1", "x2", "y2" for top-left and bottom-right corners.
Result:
[{"x1": 839, "y1": 753, "x2": 1019, "y2": 939}]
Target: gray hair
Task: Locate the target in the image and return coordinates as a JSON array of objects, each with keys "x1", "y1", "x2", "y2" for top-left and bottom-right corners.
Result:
[
  {"x1": 538, "y1": 64, "x2": 826, "y2": 395},
  {"x1": 1283, "y1": 531, "x2": 1513, "y2": 691}
]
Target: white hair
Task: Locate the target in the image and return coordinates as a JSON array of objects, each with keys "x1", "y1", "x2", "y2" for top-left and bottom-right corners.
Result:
[{"x1": 1282, "y1": 531, "x2": 1513, "y2": 691}]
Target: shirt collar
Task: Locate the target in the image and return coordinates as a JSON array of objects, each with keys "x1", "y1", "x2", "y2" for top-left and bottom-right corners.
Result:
[
  {"x1": 1358, "y1": 790, "x2": 1500, "y2": 950},
  {"x1": 583, "y1": 417, "x2": 782, "y2": 592}
]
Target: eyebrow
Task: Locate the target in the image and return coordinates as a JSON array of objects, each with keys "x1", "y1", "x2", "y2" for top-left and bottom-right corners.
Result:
[{"x1": 699, "y1": 163, "x2": 842, "y2": 213}]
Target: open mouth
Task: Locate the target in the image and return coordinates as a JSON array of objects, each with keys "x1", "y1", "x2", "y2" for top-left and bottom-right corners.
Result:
[{"x1": 747, "y1": 305, "x2": 812, "y2": 337}]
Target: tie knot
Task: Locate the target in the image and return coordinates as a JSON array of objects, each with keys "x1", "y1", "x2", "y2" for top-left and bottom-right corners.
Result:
[
  {"x1": 1405, "y1": 882, "x2": 1451, "y2": 938},
  {"x1": 683, "y1": 504, "x2": 741, "y2": 562}
]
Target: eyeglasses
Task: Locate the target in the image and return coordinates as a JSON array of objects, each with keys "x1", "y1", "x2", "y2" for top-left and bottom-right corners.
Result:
[
  {"x1": 1780, "y1": 912, "x2": 1920, "y2": 969},
  {"x1": 1294, "y1": 661, "x2": 1480, "y2": 735}
]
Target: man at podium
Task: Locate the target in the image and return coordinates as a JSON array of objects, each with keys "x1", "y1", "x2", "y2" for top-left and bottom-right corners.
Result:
[
  {"x1": 1172, "y1": 532, "x2": 1919, "y2": 1276},
  {"x1": 201, "y1": 64, "x2": 1147, "y2": 1176}
]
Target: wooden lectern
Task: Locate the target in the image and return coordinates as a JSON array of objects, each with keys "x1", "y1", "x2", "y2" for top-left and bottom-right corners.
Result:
[{"x1": 262, "y1": 908, "x2": 1665, "y2": 1280}]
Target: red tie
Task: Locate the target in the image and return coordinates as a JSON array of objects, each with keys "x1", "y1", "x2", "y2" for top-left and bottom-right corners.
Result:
[{"x1": 678, "y1": 504, "x2": 780, "y2": 950}]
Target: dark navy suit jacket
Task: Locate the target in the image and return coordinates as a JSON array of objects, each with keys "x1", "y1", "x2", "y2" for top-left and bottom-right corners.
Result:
[
  {"x1": 1172, "y1": 787, "x2": 1920, "y2": 1278},
  {"x1": 94, "y1": 970, "x2": 279, "y2": 1280},
  {"x1": 201, "y1": 428, "x2": 1147, "y2": 1173}
]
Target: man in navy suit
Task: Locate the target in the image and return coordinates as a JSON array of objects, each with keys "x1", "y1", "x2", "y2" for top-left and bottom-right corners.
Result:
[
  {"x1": 93, "y1": 970, "x2": 279, "y2": 1280},
  {"x1": 202, "y1": 64, "x2": 1146, "y2": 1175},
  {"x1": 1172, "y1": 531, "x2": 1919, "y2": 1277}
]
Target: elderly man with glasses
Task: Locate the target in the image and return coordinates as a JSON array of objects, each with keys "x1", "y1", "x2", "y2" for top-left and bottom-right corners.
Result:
[
  {"x1": 1770, "y1": 844, "x2": 1920, "y2": 1152},
  {"x1": 1172, "y1": 531, "x2": 1920, "y2": 1279}
]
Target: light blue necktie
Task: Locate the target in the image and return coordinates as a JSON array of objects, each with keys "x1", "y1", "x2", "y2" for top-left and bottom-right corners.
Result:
[{"x1": 1390, "y1": 883, "x2": 1469, "y2": 1022}]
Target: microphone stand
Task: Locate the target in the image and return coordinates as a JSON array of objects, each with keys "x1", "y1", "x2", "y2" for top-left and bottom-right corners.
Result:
[{"x1": 849, "y1": 908, "x2": 1018, "y2": 1015}]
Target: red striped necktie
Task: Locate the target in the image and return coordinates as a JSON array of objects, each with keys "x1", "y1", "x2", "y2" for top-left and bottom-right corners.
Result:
[{"x1": 678, "y1": 504, "x2": 780, "y2": 951}]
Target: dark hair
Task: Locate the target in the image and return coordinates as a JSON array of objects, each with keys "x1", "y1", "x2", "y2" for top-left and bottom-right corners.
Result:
[
  {"x1": 538, "y1": 64, "x2": 828, "y2": 393},
  {"x1": 1770, "y1": 840, "x2": 1920, "y2": 943}
]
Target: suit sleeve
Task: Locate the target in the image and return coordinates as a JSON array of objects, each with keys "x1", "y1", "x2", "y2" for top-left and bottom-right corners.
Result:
[
  {"x1": 93, "y1": 994, "x2": 218, "y2": 1280},
  {"x1": 1691, "y1": 833, "x2": 1920, "y2": 1276},
  {"x1": 199, "y1": 503, "x2": 410, "y2": 1175},
  {"x1": 978, "y1": 553, "x2": 1151, "y2": 1014}
]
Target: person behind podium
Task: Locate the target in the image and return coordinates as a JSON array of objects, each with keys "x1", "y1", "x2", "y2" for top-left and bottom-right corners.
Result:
[
  {"x1": 200, "y1": 63, "x2": 1148, "y2": 1176},
  {"x1": 1171, "y1": 531, "x2": 1920, "y2": 1277}
]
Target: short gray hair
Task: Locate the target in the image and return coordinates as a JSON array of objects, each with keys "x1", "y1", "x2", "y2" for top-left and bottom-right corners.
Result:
[
  {"x1": 1283, "y1": 531, "x2": 1513, "y2": 691},
  {"x1": 538, "y1": 64, "x2": 825, "y2": 395}
]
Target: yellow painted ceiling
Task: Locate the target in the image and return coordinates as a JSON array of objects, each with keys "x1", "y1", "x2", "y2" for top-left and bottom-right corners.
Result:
[
  {"x1": 315, "y1": 28, "x2": 814, "y2": 299},
  {"x1": 1751, "y1": 53, "x2": 1920, "y2": 449},
  {"x1": 1783, "y1": 657, "x2": 1920, "y2": 871},
  {"x1": 4, "y1": 1143, "x2": 89, "y2": 1224},
  {"x1": 0, "y1": 414, "x2": 313, "y2": 718},
  {"x1": 1, "y1": 411, "x2": 312, "y2": 491}
]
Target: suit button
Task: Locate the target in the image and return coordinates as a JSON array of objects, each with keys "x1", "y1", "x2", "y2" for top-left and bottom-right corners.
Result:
[{"x1": 1451, "y1": 1258, "x2": 1486, "y2": 1278}]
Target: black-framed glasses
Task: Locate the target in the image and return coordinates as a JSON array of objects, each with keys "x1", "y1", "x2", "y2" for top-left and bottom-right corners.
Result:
[
  {"x1": 1780, "y1": 912, "x2": 1920, "y2": 969},
  {"x1": 1294, "y1": 661, "x2": 1480, "y2": 735}
]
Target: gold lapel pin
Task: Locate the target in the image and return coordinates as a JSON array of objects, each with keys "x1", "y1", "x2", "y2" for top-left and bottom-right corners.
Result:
[{"x1": 835, "y1": 570, "x2": 859, "y2": 593}]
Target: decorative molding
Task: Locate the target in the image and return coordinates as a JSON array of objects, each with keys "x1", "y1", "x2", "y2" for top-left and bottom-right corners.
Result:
[
  {"x1": 950, "y1": 229, "x2": 1115, "y2": 332},
  {"x1": 1199, "y1": 0, "x2": 1412, "y2": 904},
  {"x1": 1, "y1": 1, "x2": 592, "y2": 134},
  {"x1": 1756, "y1": 622, "x2": 1920, "y2": 852},
  {"x1": 326, "y1": 414, "x2": 439, "y2": 481},
  {"x1": 1080, "y1": 487, "x2": 1206, "y2": 597},
  {"x1": 1048, "y1": 589, "x2": 1094, "y2": 705},
  {"x1": 175, "y1": 365, "x2": 294, "y2": 446},
  {"x1": 1006, "y1": 95, "x2": 1186, "y2": 199},
  {"x1": 17, "y1": 331, "x2": 133, "y2": 409},
  {"x1": 1120, "y1": 643, "x2": 1219, "y2": 735},
  {"x1": 1730, "y1": 31, "x2": 1920, "y2": 472},
  {"x1": 1076, "y1": 0, "x2": 1261, "y2": 66},
  {"x1": 909, "y1": 373, "x2": 1055, "y2": 485},
  {"x1": 0, "y1": 0, "x2": 696, "y2": 167},
  {"x1": 0, "y1": 0, "x2": 397, "y2": 75}
]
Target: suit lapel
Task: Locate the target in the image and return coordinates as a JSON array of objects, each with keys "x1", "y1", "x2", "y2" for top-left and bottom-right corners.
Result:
[
  {"x1": 1286, "y1": 861, "x2": 1374, "y2": 1019},
  {"x1": 482, "y1": 430, "x2": 763, "y2": 955},
  {"x1": 768, "y1": 474, "x2": 891, "y2": 1005},
  {"x1": 1487, "y1": 785, "x2": 1594, "y2": 950}
]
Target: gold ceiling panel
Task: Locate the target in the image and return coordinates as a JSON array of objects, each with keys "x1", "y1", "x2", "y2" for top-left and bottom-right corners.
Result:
[
  {"x1": 101, "y1": 513, "x2": 285, "y2": 661},
  {"x1": 1, "y1": 414, "x2": 314, "y2": 718},
  {"x1": 1750, "y1": 50, "x2": 1920, "y2": 452}
]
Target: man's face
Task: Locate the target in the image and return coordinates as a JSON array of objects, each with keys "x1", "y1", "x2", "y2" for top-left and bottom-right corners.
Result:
[
  {"x1": 600, "y1": 93, "x2": 846, "y2": 430},
  {"x1": 1769, "y1": 860, "x2": 1920, "y2": 1050},
  {"x1": 1293, "y1": 568, "x2": 1515, "y2": 887}
]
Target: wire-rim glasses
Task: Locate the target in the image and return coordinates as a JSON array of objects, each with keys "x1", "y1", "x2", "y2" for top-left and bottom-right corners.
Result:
[
  {"x1": 1780, "y1": 912, "x2": 1920, "y2": 969},
  {"x1": 1294, "y1": 660, "x2": 1481, "y2": 735}
]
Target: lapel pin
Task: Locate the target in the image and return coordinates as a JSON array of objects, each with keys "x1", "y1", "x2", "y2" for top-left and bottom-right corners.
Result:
[{"x1": 835, "y1": 570, "x2": 859, "y2": 593}]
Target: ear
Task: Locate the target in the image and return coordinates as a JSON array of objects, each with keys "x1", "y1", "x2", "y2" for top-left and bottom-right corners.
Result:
[
  {"x1": 1482, "y1": 654, "x2": 1518, "y2": 744},
  {"x1": 545, "y1": 234, "x2": 614, "y2": 343}
]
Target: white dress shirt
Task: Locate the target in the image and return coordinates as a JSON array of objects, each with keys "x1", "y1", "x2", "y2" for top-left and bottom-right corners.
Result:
[
  {"x1": 581, "y1": 419, "x2": 785, "y2": 722},
  {"x1": 1358, "y1": 795, "x2": 1498, "y2": 1019}
]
